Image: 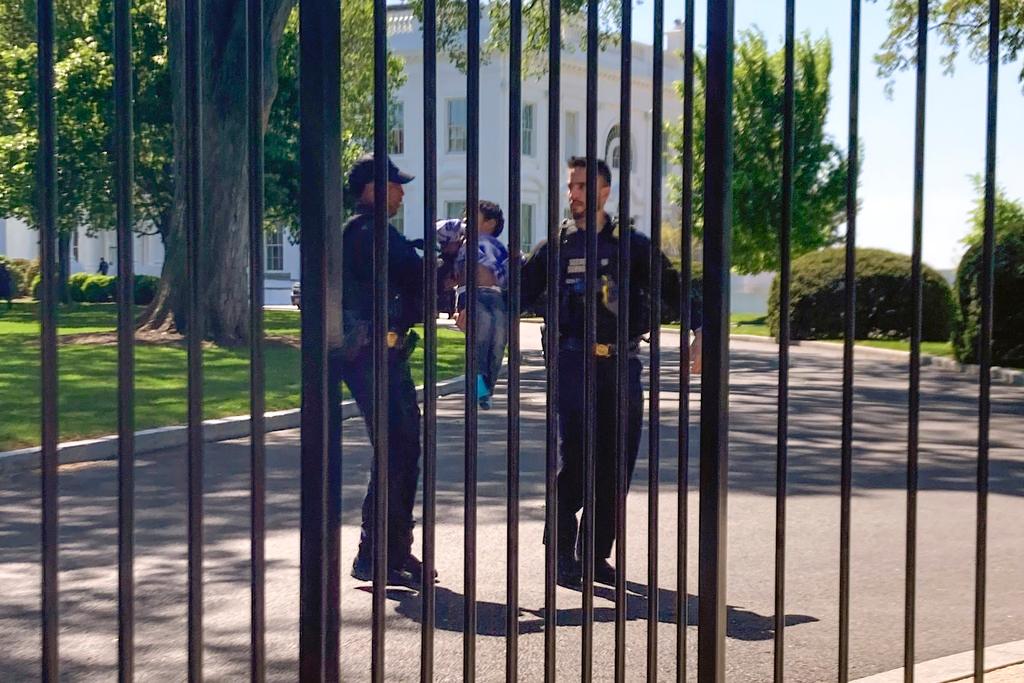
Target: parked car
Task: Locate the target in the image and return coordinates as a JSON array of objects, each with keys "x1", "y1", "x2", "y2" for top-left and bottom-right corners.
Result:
[{"x1": 291, "y1": 282, "x2": 301, "y2": 309}]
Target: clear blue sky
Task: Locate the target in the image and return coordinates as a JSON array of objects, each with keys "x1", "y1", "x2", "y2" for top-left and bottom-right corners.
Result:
[{"x1": 632, "y1": 0, "x2": 1024, "y2": 270}]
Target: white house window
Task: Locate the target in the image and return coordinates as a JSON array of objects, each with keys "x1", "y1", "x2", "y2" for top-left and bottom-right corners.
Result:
[
  {"x1": 445, "y1": 200, "x2": 466, "y2": 220},
  {"x1": 391, "y1": 204, "x2": 405, "y2": 233},
  {"x1": 447, "y1": 98, "x2": 467, "y2": 153},
  {"x1": 72, "y1": 229, "x2": 80, "y2": 262},
  {"x1": 522, "y1": 104, "x2": 535, "y2": 156},
  {"x1": 388, "y1": 101, "x2": 404, "y2": 155},
  {"x1": 520, "y1": 203, "x2": 535, "y2": 253},
  {"x1": 565, "y1": 111, "x2": 579, "y2": 159},
  {"x1": 605, "y1": 124, "x2": 634, "y2": 170},
  {"x1": 266, "y1": 227, "x2": 284, "y2": 272}
]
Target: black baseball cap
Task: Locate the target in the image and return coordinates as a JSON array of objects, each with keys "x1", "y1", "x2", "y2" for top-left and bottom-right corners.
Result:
[{"x1": 346, "y1": 154, "x2": 415, "y2": 196}]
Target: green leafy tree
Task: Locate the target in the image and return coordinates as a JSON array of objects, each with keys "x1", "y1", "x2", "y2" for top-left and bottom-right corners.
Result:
[
  {"x1": 0, "y1": 0, "x2": 402, "y2": 343},
  {"x1": 875, "y1": 0, "x2": 1024, "y2": 91},
  {"x1": 668, "y1": 30, "x2": 850, "y2": 275},
  {"x1": 0, "y1": 0, "x2": 171, "y2": 298},
  {"x1": 962, "y1": 175, "x2": 1024, "y2": 247}
]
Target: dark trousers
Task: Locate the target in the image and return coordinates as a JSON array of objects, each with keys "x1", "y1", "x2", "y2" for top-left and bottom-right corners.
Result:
[
  {"x1": 328, "y1": 345, "x2": 422, "y2": 564},
  {"x1": 555, "y1": 348, "x2": 644, "y2": 560}
]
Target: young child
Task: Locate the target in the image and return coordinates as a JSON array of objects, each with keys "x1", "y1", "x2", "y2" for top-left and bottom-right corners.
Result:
[{"x1": 454, "y1": 201, "x2": 509, "y2": 410}]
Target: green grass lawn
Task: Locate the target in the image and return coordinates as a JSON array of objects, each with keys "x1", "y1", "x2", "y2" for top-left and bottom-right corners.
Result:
[{"x1": 0, "y1": 303, "x2": 465, "y2": 451}]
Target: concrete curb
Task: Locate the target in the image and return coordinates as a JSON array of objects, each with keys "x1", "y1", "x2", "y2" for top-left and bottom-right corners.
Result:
[
  {"x1": 730, "y1": 334, "x2": 1024, "y2": 387},
  {"x1": 851, "y1": 639, "x2": 1024, "y2": 682},
  {"x1": 0, "y1": 374, "x2": 469, "y2": 476}
]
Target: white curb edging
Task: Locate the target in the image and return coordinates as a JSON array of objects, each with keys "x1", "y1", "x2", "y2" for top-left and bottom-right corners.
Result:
[
  {"x1": 0, "y1": 374, "x2": 469, "y2": 476},
  {"x1": 851, "y1": 638, "x2": 1024, "y2": 682}
]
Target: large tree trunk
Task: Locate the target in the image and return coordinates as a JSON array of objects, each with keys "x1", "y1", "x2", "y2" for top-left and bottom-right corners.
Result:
[{"x1": 141, "y1": 0, "x2": 295, "y2": 345}]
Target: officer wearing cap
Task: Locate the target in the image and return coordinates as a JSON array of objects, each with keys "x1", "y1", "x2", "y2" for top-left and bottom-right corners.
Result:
[
  {"x1": 330, "y1": 153, "x2": 429, "y2": 588},
  {"x1": 521, "y1": 156, "x2": 703, "y2": 588}
]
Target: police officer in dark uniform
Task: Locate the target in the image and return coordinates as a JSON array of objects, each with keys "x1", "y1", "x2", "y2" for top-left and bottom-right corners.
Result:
[
  {"x1": 521, "y1": 156, "x2": 703, "y2": 587},
  {"x1": 329, "y1": 154, "x2": 428, "y2": 588}
]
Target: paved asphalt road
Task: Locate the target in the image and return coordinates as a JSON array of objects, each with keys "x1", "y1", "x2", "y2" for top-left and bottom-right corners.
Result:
[{"x1": 1, "y1": 325, "x2": 1022, "y2": 681}]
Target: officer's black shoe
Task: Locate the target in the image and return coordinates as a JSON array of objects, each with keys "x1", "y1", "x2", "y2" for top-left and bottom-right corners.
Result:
[
  {"x1": 395, "y1": 553, "x2": 439, "y2": 588},
  {"x1": 556, "y1": 556, "x2": 583, "y2": 590},
  {"x1": 351, "y1": 550, "x2": 421, "y2": 589},
  {"x1": 594, "y1": 559, "x2": 617, "y2": 587}
]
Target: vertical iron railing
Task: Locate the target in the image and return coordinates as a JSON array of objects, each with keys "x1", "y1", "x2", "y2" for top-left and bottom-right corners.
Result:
[
  {"x1": 838, "y1": 2, "x2": 861, "y2": 679},
  {"x1": 647, "y1": 0, "x2": 665, "y2": 675},
  {"x1": 773, "y1": 1, "x2": 795, "y2": 680},
  {"x1": 371, "y1": 0, "x2": 391, "y2": 678},
  {"x1": 297, "y1": 0, "x2": 340, "y2": 676},
  {"x1": 676, "y1": 2, "x2": 696, "y2": 680},
  {"x1": 246, "y1": 0, "x2": 267, "y2": 679},
  {"x1": 543, "y1": 2, "x2": 562, "y2": 678},
  {"x1": 113, "y1": 0, "x2": 136, "y2": 680},
  {"x1": 974, "y1": 1, "x2": 1000, "y2": 678},
  {"x1": 19, "y1": 2, "x2": 1012, "y2": 682},
  {"x1": 904, "y1": 1, "x2": 928, "y2": 680},
  {"x1": 615, "y1": 0, "x2": 633, "y2": 678},
  {"x1": 506, "y1": 0, "x2": 524, "y2": 678},
  {"x1": 420, "y1": 0, "x2": 439, "y2": 677},
  {"x1": 183, "y1": 0, "x2": 205, "y2": 678},
  {"x1": 36, "y1": 0, "x2": 59, "y2": 678},
  {"x1": 581, "y1": 0, "x2": 600, "y2": 676},
  {"x1": 463, "y1": 0, "x2": 481, "y2": 677},
  {"x1": 697, "y1": 0, "x2": 734, "y2": 680}
]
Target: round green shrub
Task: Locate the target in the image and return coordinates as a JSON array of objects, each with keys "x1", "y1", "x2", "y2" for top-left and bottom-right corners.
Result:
[
  {"x1": 768, "y1": 247, "x2": 954, "y2": 341},
  {"x1": 30, "y1": 273, "x2": 43, "y2": 300},
  {"x1": 67, "y1": 272, "x2": 92, "y2": 302},
  {"x1": 81, "y1": 275, "x2": 115, "y2": 303},
  {"x1": 131, "y1": 275, "x2": 160, "y2": 305},
  {"x1": 952, "y1": 229, "x2": 1024, "y2": 367},
  {"x1": 0, "y1": 257, "x2": 38, "y2": 297}
]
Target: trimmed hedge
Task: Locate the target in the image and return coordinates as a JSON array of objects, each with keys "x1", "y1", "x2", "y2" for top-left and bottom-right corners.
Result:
[
  {"x1": 38, "y1": 273, "x2": 160, "y2": 305},
  {"x1": 768, "y1": 247, "x2": 954, "y2": 341},
  {"x1": 132, "y1": 275, "x2": 160, "y2": 305},
  {"x1": 0, "y1": 257, "x2": 39, "y2": 297},
  {"x1": 67, "y1": 272, "x2": 92, "y2": 302},
  {"x1": 953, "y1": 229, "x2": 1024, "y2": 367}
]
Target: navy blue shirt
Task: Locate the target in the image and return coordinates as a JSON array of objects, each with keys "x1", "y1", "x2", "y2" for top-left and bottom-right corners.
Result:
[
  {"x1": 342, "y1": 209, "x2": 424, "y2": 334},
  {"x1": 521, "y1": 215, "x2": 701, "y2": 343}
]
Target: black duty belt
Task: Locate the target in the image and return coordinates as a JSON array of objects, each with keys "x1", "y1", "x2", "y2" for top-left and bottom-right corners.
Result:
[{"x1": 558, "y1": 337, "x2": 640, "y2": 358}]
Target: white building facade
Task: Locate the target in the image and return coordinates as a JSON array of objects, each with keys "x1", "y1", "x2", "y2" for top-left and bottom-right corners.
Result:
[{"x1": 384, "y1": 6, "x2": 685, "y2": 252}]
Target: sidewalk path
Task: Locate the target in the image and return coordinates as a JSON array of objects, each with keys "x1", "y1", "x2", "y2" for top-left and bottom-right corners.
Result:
[{"x1": 1, "y1": 325, "x2": 1022, "y2": 681}]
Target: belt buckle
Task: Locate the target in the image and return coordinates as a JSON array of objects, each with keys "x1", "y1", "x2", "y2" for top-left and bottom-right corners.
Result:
[
  {"x1": 387, "y1": 331, "x2": 399, "y2": 348},
  {"x1": 593, "y1": 343, "x2": 612, "y2": 358}
]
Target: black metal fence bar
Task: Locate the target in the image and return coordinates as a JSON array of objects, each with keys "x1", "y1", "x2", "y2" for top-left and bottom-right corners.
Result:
[
  {"x1": 904, "y1": 2, "x2": 928, "y2": 680},
  {"x1": 974, "y1": 1, "x2": 1000, "y2": 677},
  {"x1": 676, "y1": 2, "x2": 695, "y2": 679},
  {"x1": 113, "y1": 0, "x2": 136, "y2": 679},
  {"x1": 420, "y1": 0, "x2": 439, "y2": 676},
  {"x1": 506, "y1": 0, "x2": 523, "y2": 677},
  {"x1": 697, "y1": 0, "x2": 734, "y2": 679},
  {"x1": 183, "y1": 0, "x2": 205, "y2": 678},
  {"x1": 297, "y1": 0, "x2": 338, "y2": 674},
  {"x1": 647, "y1": 1, "x2": 665, "y2": 676},
  {"x1": 543, "y1": 2, "x2": 562, "y2": 677},
  {"x1": 246, "y1": 0, "x2": 266, "y2": 678},
  {"x1": 615, "y1": 0, "x2": 633, "y2": 677},
  {"x1": 464, "y1": 0, "x2": 482, "y2": 677},
  {"x1": 582, "y1": 0, "x2": 600, "y2": 675},
  {"x1": 838, "y1": 1, "x2": 861, "y2": 679},
  {"x1": 36, "y1": 0, "x2": 59, "y2": 678},
  {"x1": 773, "y1": 1, "x2": 795, "y2": 680},
  {"x1": 371, "y1": 0, "x2": 391, "y2": 675}
]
